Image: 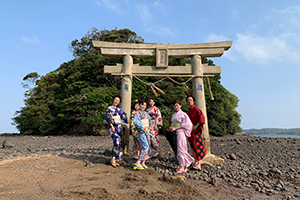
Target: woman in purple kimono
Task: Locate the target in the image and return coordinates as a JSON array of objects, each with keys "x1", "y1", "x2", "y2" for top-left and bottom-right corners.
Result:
[{"x1": 169, "y1": 100, "x2": 194, "y2": 173}]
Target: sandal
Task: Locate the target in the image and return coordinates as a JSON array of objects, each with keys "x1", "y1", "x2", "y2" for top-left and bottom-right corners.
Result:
[
  {"x1": 133, "y1": 165, "x2": 145, "y2": 170},
  {"x1": 111, "y1": 161, "x2": 120, "y2": 168},
  {"x1": 176, "y1": 168, "x2": 186, "y2": 174},
  {"x1": 192, "y1": 165, "x2": 201, "y2": 170},
  {"x1": 142, "y1": 165, "x2": 148, "y2": 169}
]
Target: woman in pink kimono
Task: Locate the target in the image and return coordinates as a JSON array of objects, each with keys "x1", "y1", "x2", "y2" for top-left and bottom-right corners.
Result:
[
  {"x1": 146, "y1": 98, "x2": 163, "y2": 155},
  {"x1": 169, "y1": 100, "x2": 194, "y2": 173}
]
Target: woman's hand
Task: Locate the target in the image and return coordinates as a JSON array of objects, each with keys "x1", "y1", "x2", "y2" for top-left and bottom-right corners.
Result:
[
  {"x1": 169, "y1": 126, "x2": 177, "y2": 132},
  {"x1": 192, "y1": 125, "x2": 197, "y2": 130},
  {"x1": 110, "y1": 124, "x2": 115, "y2": 132},
  {"x1": 131, "y1": 129, "x2": 134, "y2": 134},
  {"x1": 193, "y1": 123, "x2": 200, "y2": 131}
]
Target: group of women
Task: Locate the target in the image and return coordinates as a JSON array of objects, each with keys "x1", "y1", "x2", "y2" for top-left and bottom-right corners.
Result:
[{"x1": 105, "y1": 94, "x2": 207, "y2": 173}]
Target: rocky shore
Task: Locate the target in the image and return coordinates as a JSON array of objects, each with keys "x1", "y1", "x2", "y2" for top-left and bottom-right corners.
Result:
[{"x1": 0, "y1": 133, "x2": 299, "y2": 199}]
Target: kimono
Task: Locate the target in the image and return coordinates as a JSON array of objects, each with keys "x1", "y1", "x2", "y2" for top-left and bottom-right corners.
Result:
[
  {"x1": 105, "y1": 106, "x2": 128, "y2": 160},
  {"x1": 171, "y1": 109, "x2": 194, "y2": 167},
  {"x1": 146, "y1": 106, "x2": 163, "y2": 152},
  {"x1": 130, "y1": 109, "x2": 155, "y2": 161},
  {"x1": 187, "y1": 105, "x2": 207, "y2": 160},
  {"x1": 130, "y1": 110, "x2": 142, "y2": 158}
]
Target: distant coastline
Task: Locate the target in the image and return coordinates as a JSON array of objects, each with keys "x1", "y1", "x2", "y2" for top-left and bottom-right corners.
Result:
[{"x1": 242, "y1": 128, "x2": 300, "y2": 136}]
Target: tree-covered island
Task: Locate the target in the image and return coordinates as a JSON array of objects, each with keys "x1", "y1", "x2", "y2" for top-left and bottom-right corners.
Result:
[{"x1": 12, "y1": 28, "x2": 242, "y2": 136}]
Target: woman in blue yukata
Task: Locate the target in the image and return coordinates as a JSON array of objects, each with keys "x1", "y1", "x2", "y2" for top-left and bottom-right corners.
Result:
[
  {"x1": 130, "y1": 100, "x2": 157, "y2": 170},
  {"x1": 105, "y1": 94, "x2": 128, "y2": 167}
]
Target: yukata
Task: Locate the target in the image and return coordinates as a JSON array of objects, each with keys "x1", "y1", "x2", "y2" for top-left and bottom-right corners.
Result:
[
  {"x1": 187, "y1": 105, "x2": 207, "y2": 160},
  {"x1": 171, "y1": 109, "x2": 194, "y2": 167},
  {"x1": 105, "y1": 106, "x2": 128, "y2": 160},
  {"x1": 130, "y1": 109, "x2": 155, "y2": 161},
  {"x1": 146, "y1": 106, "x2": 163, "y2": 152},
  {"x1": 131, "y1": 110, "x2": 142, "y2": 158}
]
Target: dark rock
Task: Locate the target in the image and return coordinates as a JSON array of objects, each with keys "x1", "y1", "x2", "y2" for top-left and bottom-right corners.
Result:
[
  {"x1": 269, "y1": 168, "x2": 282, "y2": 175},
  {"x1": 290, "y1": 168, "x2": 296, "y2": 172},
  {"x1": 211, "y1": 177, "x2": 223, "y2": 187},
  {"x1": 251, "y1": 183, "x2": 259, "y2": 190},
  {"x1": 138, "y1": 188, "x2": 148, "y2": 194},
  {"x1": 235, "y1": 152, "x2": 245, "y2": 159},
  {"x1": 229, "y1": 153, "x2": 237, "y2": 160},
  {"x1": 2, "y1": 139, "x2": 14, "y2": 149}
]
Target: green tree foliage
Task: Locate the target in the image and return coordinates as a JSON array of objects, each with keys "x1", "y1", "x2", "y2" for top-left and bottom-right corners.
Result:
[
  {"x1": 21, "y1": 72, "x2": 40, "y2": 97},
  {"x1": 13, "y1": 27, "x2": 242, "y2": 135},
  {"x1": 69, "y1": 27, "x2": 144, "y2": 57}
]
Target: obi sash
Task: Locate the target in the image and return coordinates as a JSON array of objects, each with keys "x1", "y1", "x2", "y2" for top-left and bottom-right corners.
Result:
[
  {"x1": 113, "y1": 115, "x2": 121, "y2": 124},
  {"x1": 172, "y1": 121, "x2": 181, "y2": 127},
  {"x1": 141, "y1": 118, "x2": 149, "y2": 130}
]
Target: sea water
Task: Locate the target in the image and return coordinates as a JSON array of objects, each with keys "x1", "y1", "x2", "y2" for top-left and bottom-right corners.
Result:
[{"x1": 251, "y1": 134, "x2": 300, "y2": 139}]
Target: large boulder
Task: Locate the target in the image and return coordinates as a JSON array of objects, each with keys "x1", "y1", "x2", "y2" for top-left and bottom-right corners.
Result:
[{"x1": 2, "y1": 139, "x2": 14, "y2": 149}]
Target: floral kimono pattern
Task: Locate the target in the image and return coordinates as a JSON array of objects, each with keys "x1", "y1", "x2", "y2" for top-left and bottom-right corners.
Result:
[
  {"x1": 130, "y1": 109, "x2": 155, "y2": 161},
  {"x1": 130, "y1": 110, "x2": 142, "y2": 158},
  {"x1": 105, "y1": 106, "x2": 128, "y2": 160},
  {"x1": 146, "y1": 106, "x2": 163, "y2": 152}
]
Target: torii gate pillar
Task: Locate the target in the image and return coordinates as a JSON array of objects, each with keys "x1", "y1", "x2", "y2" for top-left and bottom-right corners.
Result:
[
  {"x1": 120, "y1": 54, "x2": 133, "y2": 154},
  {"x1": 192, "y1": 55, "x2": 210, "y2": 154},
  {"x1": 192, "y1": 55, "x2": 224, "y2": 164}
]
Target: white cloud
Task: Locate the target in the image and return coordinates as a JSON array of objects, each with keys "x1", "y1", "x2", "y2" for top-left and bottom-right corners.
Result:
[
  {"x1": 147, "y1": 25, "x2": 175, "y2": 37},
  {"x1": 225, "y1": 5, "x2": 300, "y2": 66},
  {"x1": 98, "y1": 0, "x2": 123, "y2": 13},
  {"x1": 269, "y1": 5, "x2": 300, "y2": 34},
  {"x1": 135, "y1": 3, "x2": 152, "y2": 20},
  {"x1": 21, "y1": 34, "x2": 41, "y2": 44},
  {"x1": 233, "y1": 33, "x2": 300, "y2": 65},
  {"x1": 231, "y1": 9, "x2": 240, "y2": 19},
  {"x1": 153, "y1": 1, "x2": 166, "y2": 13}
]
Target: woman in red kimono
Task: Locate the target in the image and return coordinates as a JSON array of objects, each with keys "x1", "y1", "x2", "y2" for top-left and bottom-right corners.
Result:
[
  {"x1": 146, "y1": 98, "x2": 163, "y2": 154},
  {"x1": 186, "y1": 95, "x2": 207, "y2": 170}
]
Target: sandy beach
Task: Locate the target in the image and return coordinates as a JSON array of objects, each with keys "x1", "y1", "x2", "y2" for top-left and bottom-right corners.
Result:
[{"x1": 0, "y1": 133, "x2": 299, "y2": 200}]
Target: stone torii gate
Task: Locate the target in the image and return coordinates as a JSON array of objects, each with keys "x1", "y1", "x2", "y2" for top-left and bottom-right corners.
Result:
[{"x1": 92, "y1": 40, "x2": 232, "y2": 164}]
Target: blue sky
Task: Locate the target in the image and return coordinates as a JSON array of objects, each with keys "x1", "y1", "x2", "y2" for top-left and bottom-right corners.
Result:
[{"x1": 1, "y1": 0, "x2": 300, "y2": 133}]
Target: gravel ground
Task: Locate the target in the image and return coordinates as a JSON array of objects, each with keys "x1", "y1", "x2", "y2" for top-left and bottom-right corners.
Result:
[{"x1": 0, "y1": 133, "x2": 299, "y2": 199}]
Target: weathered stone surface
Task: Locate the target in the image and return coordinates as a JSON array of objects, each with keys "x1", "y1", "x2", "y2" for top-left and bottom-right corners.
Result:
[
  {"x1": 229, "y1": 153, "x2": 237, "y2": 160},
  {"x1": 161, "y1": 175, "x2": 186, "y2": 184},
  {"x1": 202, "y1": 153, "x2": 225, "y2": 165},
  {"x1": 2, "y1": 139, "x2": 14, "y2": 149},
  {"x1": 211, "y1": 177, "x2": 223, "y2": 187}
]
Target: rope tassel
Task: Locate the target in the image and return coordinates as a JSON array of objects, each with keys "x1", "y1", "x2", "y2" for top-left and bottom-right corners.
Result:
[
  {"x1": 151, "y1": 83, "x2": 165, "y2": 95},
  {"x1": 149, "y1": 84, "x2": 159, "y2": 97},
  {"x1": 183, "y1": 83, "x2": 192, "y2": 95},
  {"x1": 206, "y1": 76, "x2": 215, "y2": 100}
]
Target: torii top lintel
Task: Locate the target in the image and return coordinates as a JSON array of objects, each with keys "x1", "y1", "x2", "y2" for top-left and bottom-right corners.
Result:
[{"x1": 92, "y1": 40, "x2": 232, "y2": 59}]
